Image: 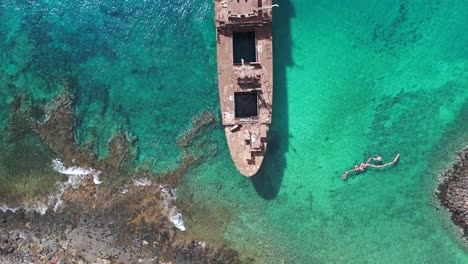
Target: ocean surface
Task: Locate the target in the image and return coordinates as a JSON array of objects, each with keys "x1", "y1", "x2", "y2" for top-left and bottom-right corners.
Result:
[{"x1": 0, "y1": 0, "x2": 467, "y2": 263}]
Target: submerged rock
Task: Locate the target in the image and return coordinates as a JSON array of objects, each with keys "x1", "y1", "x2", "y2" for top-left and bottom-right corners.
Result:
[
  {"x1": 437, "y1": 147, "x2": 468, "y2": 236},
  {"x1": 177, "y1": 111, "x2": 216, "y2": 149},
  {"x1": 0, "y1": 81, "x2": 235, "y2": 262}
]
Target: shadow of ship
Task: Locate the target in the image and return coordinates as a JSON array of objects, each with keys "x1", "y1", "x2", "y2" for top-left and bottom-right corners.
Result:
[{"x1": 252, "y1": 0, "x2": 294, "y2": 200}]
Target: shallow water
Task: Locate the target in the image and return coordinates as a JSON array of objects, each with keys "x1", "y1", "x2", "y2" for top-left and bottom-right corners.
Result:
[{"x1": 0, "y1": 0, "x2": 467, "y2": 262}]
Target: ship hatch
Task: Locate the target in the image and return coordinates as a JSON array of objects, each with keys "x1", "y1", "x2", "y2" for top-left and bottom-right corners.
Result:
[
  {"x1": 234, "y1": 92, "x2": 258, "y2": 118},
  {"x1": 233, "y1": 31, "x2": 256, "y2": 64}
]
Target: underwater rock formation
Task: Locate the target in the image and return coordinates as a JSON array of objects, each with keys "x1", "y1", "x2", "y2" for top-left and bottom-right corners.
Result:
[
  {"x1": 0, "y1": 87, "x2": 237, "y2": 262},
  {"x1": 437, "y1": 147, "x2": 468, "y2": 237},
  {"x1": 177, "y1": 111, "x2": 217, "y2": 150},
  {"x1": 34, "y1": 84, "x2": 94, "y2": 164}
]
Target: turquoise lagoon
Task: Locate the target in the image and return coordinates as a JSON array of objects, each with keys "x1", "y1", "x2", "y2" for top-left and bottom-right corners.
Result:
[{"x1": 0, "y1": 0, "x2": 467, "y2": 263}]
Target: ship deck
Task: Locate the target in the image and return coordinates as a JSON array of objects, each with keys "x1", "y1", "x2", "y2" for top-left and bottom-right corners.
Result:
[{"x1": 215, "y1": 0, "x2": 274, "y2": 176}]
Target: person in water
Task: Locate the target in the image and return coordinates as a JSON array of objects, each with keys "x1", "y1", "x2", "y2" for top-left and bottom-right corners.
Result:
[{"x1": 342, "y1": 153, "x2": 400, "y2": 179}]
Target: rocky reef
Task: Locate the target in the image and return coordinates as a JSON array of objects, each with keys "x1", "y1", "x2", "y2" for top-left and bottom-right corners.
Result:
[
  {"x1": 0, "y1": 87, "x2": 241, "y2": 263},
  {"x1": 437, "y1": 147, "x2": 468, "y2": 237},
  {"x1": 0, "y1": 178, "x2": 240, "y2": 263}
]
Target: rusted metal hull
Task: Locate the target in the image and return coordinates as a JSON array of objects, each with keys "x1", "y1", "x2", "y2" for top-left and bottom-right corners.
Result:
[{"x1": 214, "y1": 0, "x2": 274, "y2": 176}]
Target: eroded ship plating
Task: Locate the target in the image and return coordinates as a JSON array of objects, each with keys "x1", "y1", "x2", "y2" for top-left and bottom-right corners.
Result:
[{"x1": 214, "y1": 0, "x2": 276, "y2": 176}]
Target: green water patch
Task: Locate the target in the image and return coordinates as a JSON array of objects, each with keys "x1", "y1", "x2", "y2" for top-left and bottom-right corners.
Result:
[
  {"x1": 0, "y1": 0, "x2": 220, "y2": 176},
  {"x1": 252, "y1": 0, "x2": 295, "y2": 200},
  {"x1": 0, "y1": 0, "x2": 466, "y2": 262},
  {"x1": 178, "y1": 0, "x2": 468, "y2": 263},
  {"x1": 0, "y1": 133, "x2": 61, "y2": 203},
  {"x1": 68, "y1": 0, "x2": 220, "y2": 173},
  {"x1": 0, "y1": 92, "x2": 63, "y2": 203}
]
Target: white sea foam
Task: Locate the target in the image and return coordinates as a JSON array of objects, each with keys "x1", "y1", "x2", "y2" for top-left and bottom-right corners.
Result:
[
  {"x1": 0, "y1": 204, "x2": 49, "y2": 215},
  {"x1": 51, "y1": 159, "x2": 103, "y2": 211},
  {"x1": 160, "y1": 185, "x2": 186, "y2": 231},
  {"x1": 52, "y1": 159, "x2": 97, "y2": 176},
  {"x1": 1, "y1": 159, "x2": 189, "y2": 229},
  {"x1": 196, "y1": 241, "x2": 207, "y2": 248},
  {"x1": 1, "y1": 160, "x2": 105, "y2": 217},
  {"x1": 117, "y1": 182, "x2": 185, "y2": 231},
  {"x1": 133, "y1": 178, "x2": 152, "y2": 187},
  {"x1": 0, "y1": 205, "x2": 18, "y2": 213},
  {"x1": 169, "y1": 210, "x2": 185, "y2": 231},
  {"x1": 93, "y1": 171, "x2": 103, "y2": 185}
]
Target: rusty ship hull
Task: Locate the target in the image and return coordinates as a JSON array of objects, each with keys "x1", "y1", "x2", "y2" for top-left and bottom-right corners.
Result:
[{"x1": 214, "y1": 0, "x2": 274, "y2": 176}]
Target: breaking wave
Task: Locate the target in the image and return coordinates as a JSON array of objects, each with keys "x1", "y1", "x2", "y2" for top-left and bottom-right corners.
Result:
[
  {"x1": 2, "y1": 161, "x2": 185, "y2": 232},
  {"x1": 51, "y1": 159, "x2": 102, "y2": 211},
  {"x1": 0, "y1": 204, "x2": 49, "y2": 215},
  {"x1": 0, "y1": 159, "x2": 103, "y2": 215},
  {"x1": 160, "y1": 185, "x2": 186, "y2": 231},
  {"x1": 133, "y1": 177, "x2": 153, "y2": 187}
]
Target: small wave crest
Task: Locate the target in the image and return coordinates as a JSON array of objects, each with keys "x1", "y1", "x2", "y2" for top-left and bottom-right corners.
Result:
[
  {"x1": 1, "y1": 159, "x2": 104, "y2": 215},
  {"x1": 160, "y1": 185, "x2": 186, "y2": 231},
  {"x1": 133, "y1": 178, "x2": 152, "y2": 187},
  {"x1": 0, "y1": 204, "x2": 48, "y2": 215},
  {"x1": 51, "y1": 159, "x2": 102, "y2": 211},
  {"x1": 3, "y1": 161, "x2": 186, "y2": 232}
]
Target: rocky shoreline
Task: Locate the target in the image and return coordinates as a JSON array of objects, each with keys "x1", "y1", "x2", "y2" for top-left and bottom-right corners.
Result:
[
  {"x1": 437, "y1": 147, "x2": 468, "y2": 237},
  {"x1": 0, "y1": 88, "x2": 245, "y2": 263},
  {"x1": 0, "y1": 176, "x2": 242, "y2": 263}
]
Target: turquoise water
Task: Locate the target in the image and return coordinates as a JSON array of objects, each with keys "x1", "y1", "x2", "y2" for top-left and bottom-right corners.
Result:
[{"x1": 1, "y1": 0, "x2": 467, "y2": 263}]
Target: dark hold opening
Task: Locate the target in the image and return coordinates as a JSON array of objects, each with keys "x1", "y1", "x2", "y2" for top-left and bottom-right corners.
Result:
[
  {"x1": 235, "y1": 92, "x2": 258, "y2": 118},
  {"x1": 233, "y1": 31, "x2": 256, "y2": 64}
]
